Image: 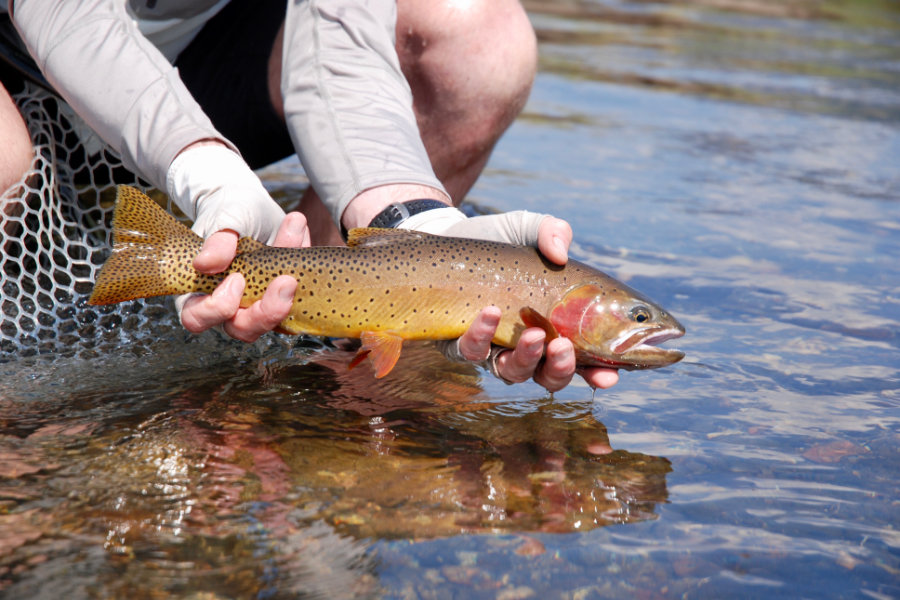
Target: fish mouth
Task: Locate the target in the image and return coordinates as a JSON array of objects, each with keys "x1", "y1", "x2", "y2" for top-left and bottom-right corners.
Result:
[{"x1": 609, "y1": 326, "x2": 685, "y2": 368}]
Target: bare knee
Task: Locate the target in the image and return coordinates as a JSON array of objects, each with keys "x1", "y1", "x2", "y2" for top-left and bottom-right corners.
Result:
[
  {"x1": 0, "y1": 85, "x2": 33, "y2": 193},
  {"x1": 397, "y1": 0, "x2": 538, "y2": 128}
]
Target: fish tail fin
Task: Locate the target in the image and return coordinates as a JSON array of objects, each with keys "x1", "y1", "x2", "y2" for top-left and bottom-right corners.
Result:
[{"x1": 88, "y1": 185, "x2": 204, "y2": 305}]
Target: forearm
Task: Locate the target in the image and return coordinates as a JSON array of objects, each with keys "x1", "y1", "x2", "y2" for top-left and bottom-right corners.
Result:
[
  {"x1": 280, "y1": 0, "x2": 448, "y2": 227},
  {"x1": 11, "y1": 0, "x2": 231, "y2": 190}
]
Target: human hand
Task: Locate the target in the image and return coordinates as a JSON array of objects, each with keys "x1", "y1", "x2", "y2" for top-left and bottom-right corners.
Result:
[
  {"x1": 166, "y1": 143, "x2": 286, "y2": 243},
  {"x1": 166, "y1": 143, "x2": 310, "y2": 341},
  {"x1": 178, "y1": 212, "x2": 309, "y2": 342},
  {"x1": 401, "y1": 208, "x2": 620, "y2": 392}
]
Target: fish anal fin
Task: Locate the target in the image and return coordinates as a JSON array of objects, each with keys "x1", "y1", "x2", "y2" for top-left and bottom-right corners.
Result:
[
  {"x1": 519, "y1": 307, "x2": 559, "y2": 341},
  {"x1": 346, "y1": 227, "x2": 428, "y2": 247},
  {"x1": 352, "y1": 331, "x2": 404, "y2": 378}
]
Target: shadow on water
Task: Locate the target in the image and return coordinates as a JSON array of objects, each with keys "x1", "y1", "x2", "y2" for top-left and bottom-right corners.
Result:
[{"x1": 0, "y1": 340, "x2": 670, "y2": 597}]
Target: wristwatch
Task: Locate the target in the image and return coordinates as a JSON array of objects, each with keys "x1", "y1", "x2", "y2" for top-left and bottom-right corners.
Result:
[
  {"x1": 342, "y1": 198, "x2": 448, "y2": 240},
  {"x1": 368, "y1": 199, "x2": 449, "y2": 229}
]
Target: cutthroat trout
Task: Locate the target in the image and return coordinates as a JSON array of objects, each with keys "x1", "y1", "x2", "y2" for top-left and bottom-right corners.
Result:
[{"x1": 89, "y1": 186, "x2": 685, "y2": 377}]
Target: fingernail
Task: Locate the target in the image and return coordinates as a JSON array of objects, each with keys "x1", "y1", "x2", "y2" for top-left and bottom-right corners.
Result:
[
  {"x1": 552, "y1": 235, "x2": 567, "y2": 257},
  {"x1": 214, "y1": 274, "x2": 239, "y2": 298},
  {"x1": 279, "y1": 285, "x2": 296, "y2": 303},
  {"x1": 552, "y1": 346, "x2": 572, "y2": 366}
]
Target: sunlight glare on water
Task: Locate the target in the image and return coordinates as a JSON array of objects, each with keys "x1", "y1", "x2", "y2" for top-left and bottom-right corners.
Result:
[{"x1": 2, "y1": 1, "x2": 899, "y2": 598}]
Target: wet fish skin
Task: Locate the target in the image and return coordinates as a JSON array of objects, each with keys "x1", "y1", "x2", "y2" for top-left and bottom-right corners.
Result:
[{"x1": 89, "y1": 186, "x2": 685, "y2": 377}]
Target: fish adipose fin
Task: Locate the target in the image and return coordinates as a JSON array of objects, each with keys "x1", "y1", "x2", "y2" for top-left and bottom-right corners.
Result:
[
  {"x1": 350, "y1": 331, "x2": 405, "y2": 378},
  {"x1": 88, "y1": 186, "x2": 203, "y2": 305}
]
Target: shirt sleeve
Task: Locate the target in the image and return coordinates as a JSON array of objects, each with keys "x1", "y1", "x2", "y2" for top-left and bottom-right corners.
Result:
[
  {"x1": 281, "y1": 0, "x2": 447, "y2": 225},
  {"x1": 11, "y1": 0, "x2": 234, "y2": 190}
]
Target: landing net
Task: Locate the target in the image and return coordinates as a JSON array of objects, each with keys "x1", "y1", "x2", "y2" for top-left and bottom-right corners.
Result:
[{"x1": 0, "y1": 82, "x2": 178, "y2": 360}]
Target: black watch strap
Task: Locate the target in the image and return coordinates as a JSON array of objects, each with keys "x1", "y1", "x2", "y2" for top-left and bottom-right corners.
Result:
[
  {"x1": 341, "y1": 199, "x2": 448, "y2": 241},
  {"x1": 368, "y1": 199, "x2": 449, "y2": 229}
]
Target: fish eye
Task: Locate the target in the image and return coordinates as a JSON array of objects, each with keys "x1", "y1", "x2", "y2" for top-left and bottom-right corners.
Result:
[{"x1": 630, "y1": 306, "x2": 651, "y2": 323}]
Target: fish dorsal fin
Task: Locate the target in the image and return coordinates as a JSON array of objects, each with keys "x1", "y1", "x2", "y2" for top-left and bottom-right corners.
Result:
[
  {"x1": 236, "y1": 236, "x2": 266, "y2": 254},
  {"x1": 346, "y1": 227, "x2": 428, "y2": 247},
  {"x1": 519, "y1": 307, "x2": 560, "y2": 341}
]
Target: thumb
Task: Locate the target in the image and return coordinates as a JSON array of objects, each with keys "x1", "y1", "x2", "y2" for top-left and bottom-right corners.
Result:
[
  {"x1": 192, "y1": 229, "x2": 239, "y2": 274},
  {"x1": 537, "y1": 216, "x2": 572, "y2": 265}
]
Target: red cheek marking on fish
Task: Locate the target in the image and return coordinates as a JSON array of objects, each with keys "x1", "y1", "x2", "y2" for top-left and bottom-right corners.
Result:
[{"x1": 549, "y1": 295, "x2": 595, "y2": 340}]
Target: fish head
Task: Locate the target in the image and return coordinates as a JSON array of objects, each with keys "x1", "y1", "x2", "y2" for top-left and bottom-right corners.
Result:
[{"x1": 549, "y1": 282, "x2": 685, "y2": 370}]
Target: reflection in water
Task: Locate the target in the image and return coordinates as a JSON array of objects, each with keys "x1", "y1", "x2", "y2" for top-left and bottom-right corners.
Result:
[
  {"x1": 0, "y1": 342, "x2": 670, "y2": 597},
  {"x1": 272, "y1": 343, "x2": 671, "y2": 538}
]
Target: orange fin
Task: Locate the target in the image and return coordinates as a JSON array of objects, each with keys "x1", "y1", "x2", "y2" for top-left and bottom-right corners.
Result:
[
  {"x1": 519, "y1": 307, "x2": 559, "y2": 341},
  {"x1": 350, "y1": 331, "x2": 404, "y2": 378},
  {"x1": 348, "y1": 349, "x2": 371, "y2": 371},
  {"x1": 346, "y1": 227, "x2": 427, "y2": 248}
]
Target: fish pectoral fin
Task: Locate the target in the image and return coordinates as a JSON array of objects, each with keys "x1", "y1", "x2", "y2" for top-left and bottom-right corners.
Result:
[
  {"x1": 352, "y1": 331, "x2": 405, "y2": 378},
  {"x1": 519, "y1": 307, "x2": 559, "y2": 341}
]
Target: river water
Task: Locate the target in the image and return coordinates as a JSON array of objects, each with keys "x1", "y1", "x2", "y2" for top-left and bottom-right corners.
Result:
[{"x1": 1, "y1": 1, "x2": 899, "y2": 598}]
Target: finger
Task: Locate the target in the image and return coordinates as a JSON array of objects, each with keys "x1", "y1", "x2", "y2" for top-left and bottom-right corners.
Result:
[
  {"x1": 273, "y1": 211, "x2": 311, "y2": 248},
  {"x1": 194, "y1": 229, "x2": 239, "y2": 273},
  {"x1": 180, "y1": 272, "x2": 244, "y2": 333},
  {"x1": 578, "y1": 367, "x2": 620, "y2": 390},
  {"x1": 536, "y1": 217, "x2": 572, "y2": 266},
  {"x1": 457, "y1": 306, "x2": 502, "y2": 361},
  {"x1": 495, "y1": 328, "x2": 546, "y2": 384},
  {"x1": 533, "y1": 337, "x2": 577, "y2": 392},
  {"x1": 222, "y1": 275, "x2": 298, "y2": 342}
]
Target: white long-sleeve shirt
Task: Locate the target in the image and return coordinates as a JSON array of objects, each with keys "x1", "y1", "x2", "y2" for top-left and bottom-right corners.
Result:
[{"x1": 8, "y1": 0, "x2": 444, "y2": 223}]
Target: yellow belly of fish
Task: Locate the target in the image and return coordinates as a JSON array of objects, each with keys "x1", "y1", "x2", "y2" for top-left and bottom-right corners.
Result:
[
  {"x1": 278, "y1": 284, "x2": 505, "y2": 341},
  {"x1": 233, "y1": 260, "x2": 534, "y2": 345}
]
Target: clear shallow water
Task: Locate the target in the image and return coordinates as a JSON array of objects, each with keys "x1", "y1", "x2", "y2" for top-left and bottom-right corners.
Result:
[{"x1": 2, "y1": 1, "x2": 900, "y2": 598}]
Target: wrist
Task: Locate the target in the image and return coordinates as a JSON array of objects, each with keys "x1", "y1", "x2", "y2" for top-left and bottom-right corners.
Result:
[
  {"x1": 341, "y1": 198, "x2": 453, "y2": 240},
  {"x1": 339, "y1": 184, "x2": 450, "y2": 232},
  {"x1": 166, "y1": 144, "x2": 248, "y2": 219},
  {"x1": 396, "y1": 206, "x2": 467, "y2": 234},
  {"x1": 176, "y1": 138, "x2": 231, "y2": 157},
  {"x1": 369, "y1": 199, "x2": 450, "y2": 228},
  {"x1": 165, "y1": 144, "x2": 284, "y2": 242},
  {"x1": 166, "y1": 144, "x2": 266, "y2": 216}
]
